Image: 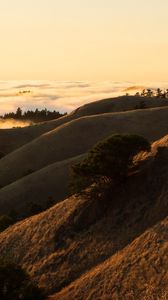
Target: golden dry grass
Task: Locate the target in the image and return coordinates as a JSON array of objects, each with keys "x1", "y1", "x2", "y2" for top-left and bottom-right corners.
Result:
[
  {"x1": 0, "y1": 136, "x2": 168, "y2": 299},
  {"x1": 0, "y1": 194, "x2": 88, "y2": 292},
  {"x1": 51, "y1": 216, "x2": 168, "y2": 300}
]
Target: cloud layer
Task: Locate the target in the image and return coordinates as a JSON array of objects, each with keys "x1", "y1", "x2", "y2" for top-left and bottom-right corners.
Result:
[
  {"x1": 0, "y1": 80, "x2": 168, "y2": 116},
  {"x1": 0, "y1": 119, "x2": 33, "y2": 129}
]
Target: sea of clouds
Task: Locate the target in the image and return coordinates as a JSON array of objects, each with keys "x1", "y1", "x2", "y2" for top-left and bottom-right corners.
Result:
[{"x1": 0, "y1": 80, "x2": 168, "y2": 128}]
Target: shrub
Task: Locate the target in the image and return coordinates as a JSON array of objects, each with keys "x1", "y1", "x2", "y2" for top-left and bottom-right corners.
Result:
[
  {"x1": 72, "y1": 134, "x2": 151, "y2": 193},
  {"x1": 0, "y1": 259, "x2": 44, "y2": 300}
]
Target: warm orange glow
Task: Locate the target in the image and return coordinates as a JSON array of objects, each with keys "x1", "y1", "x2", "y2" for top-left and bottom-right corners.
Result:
[{"x1": 0, "y1": 1, "x2": 168, "y2": 81}]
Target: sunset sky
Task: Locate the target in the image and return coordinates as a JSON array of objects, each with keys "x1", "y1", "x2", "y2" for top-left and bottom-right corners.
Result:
[{"x1": 1, "y1": 0, "x2": 168, "y2": 81}]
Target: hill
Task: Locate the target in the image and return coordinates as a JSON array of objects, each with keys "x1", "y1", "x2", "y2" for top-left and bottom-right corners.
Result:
[
  {"x1": 0, "y1": 135, "x2": 168, "y2": 298},
  {"x1": 0, "y1": 114, "x2": 73, "y2": 155},
  {"x1": 0, "y1": 154, "x2": 85, "y2": 217},
  {"x1": 51, "y1": 216, "x2": 168, "y2": 300},
  {"x1": 1, "y1": 95, "x2": 168, "y2": 155},
  {"x1": 73, "y1": 95, "x2": 168, "y2": 116},
  {"x1": 0, "y1": 106, "x2": 168, "y2": 188}
]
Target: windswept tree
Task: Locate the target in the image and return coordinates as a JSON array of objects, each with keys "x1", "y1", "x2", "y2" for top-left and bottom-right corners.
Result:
[{"x1": 71, "y1": 134, "x2": 151, "y2": 193}]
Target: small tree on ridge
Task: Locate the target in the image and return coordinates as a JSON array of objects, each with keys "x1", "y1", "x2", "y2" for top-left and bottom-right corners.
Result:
[{"x1": 72, "y1": 134, "x2": 151, "y2": 193}]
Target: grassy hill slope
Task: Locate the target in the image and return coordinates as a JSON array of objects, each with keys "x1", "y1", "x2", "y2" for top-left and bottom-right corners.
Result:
[
  {"x1": 0, "y1": 106, "x2": 168, "y2": 188},
  {"x1": 0, "y1": 136, "x2": 168, "y2": 297},
  {"x1": 51, "y1": 216, "x2": 168, "y2": 300},
  {"x1": 1, "y1": 95, "x2": 168, "y2": 155},
  {"x1": 0, "y1": 154, "x2": 85, "y2": 217},
  {"x1": 73, "y1": 95, "x2": 168, "y2": 116}
]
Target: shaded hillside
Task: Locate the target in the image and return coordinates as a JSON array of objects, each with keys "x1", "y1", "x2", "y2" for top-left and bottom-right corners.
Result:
[
  {"x1": 0, "y1": 114, "x2": 73, "y2": 155},
  {"x1": 0, "y1": 106, "x2": 168, "y2": 188},
  {"x1": 1, "y1": 95, "x2": 168, "y2": 155},
  {"x1": 1, "y1": 136, "x2": 168, "y2": 297},
  {"x1": 0, "y1": 154, "x2": 85, "y2": 218}
]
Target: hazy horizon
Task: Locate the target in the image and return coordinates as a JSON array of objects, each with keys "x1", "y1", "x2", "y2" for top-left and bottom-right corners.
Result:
[
  {"x1": 0, "y1": 1, "x2": 168, "y2": 81},
  {"x1": 1, "y1": 1, "x2": 168, "y2": 123},
  {"x1": 0, "y1": 80, "x2": 168, "y2": 117}
]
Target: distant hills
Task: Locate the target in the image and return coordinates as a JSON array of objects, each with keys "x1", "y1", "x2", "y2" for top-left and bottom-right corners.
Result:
[{"x1": 0, "y1": 95, "x2": 168, "y2": 299}]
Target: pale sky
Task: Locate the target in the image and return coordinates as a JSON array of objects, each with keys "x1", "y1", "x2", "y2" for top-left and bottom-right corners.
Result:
[{"x1": 0, "y1": 0, "x2": 168, "y2": 81}]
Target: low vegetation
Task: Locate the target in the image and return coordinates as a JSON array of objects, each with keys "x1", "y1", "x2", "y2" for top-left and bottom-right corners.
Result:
[{"x1": 0, "y1": 259, "x2": 44, "y2": 299}]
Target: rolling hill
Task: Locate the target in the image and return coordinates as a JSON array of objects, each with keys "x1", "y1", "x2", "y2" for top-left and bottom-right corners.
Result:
[
  {"x1": 1, "y1": 95, "x2": 168, "y2": 155},
  {"x1": 51, "y1": 216, "x2": 168, "y2": 300},
  {"x1": 0, "y1": 135, "x2": 168, "y2": 299},
  {"x1": 0, "y1": 106, "x2": 168, "y2": 188},
  {"x1": 0, "y1": 154, "x2": 85, "y2": 217}
]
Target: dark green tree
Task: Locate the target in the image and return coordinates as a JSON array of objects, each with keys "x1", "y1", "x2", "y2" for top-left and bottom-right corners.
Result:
[
  {"x1": 16, "y1": 107, "x2": 22, "y2": 118},
  {"x1": 72, "y1": 134, "x2": 151, "y2": 193}
]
